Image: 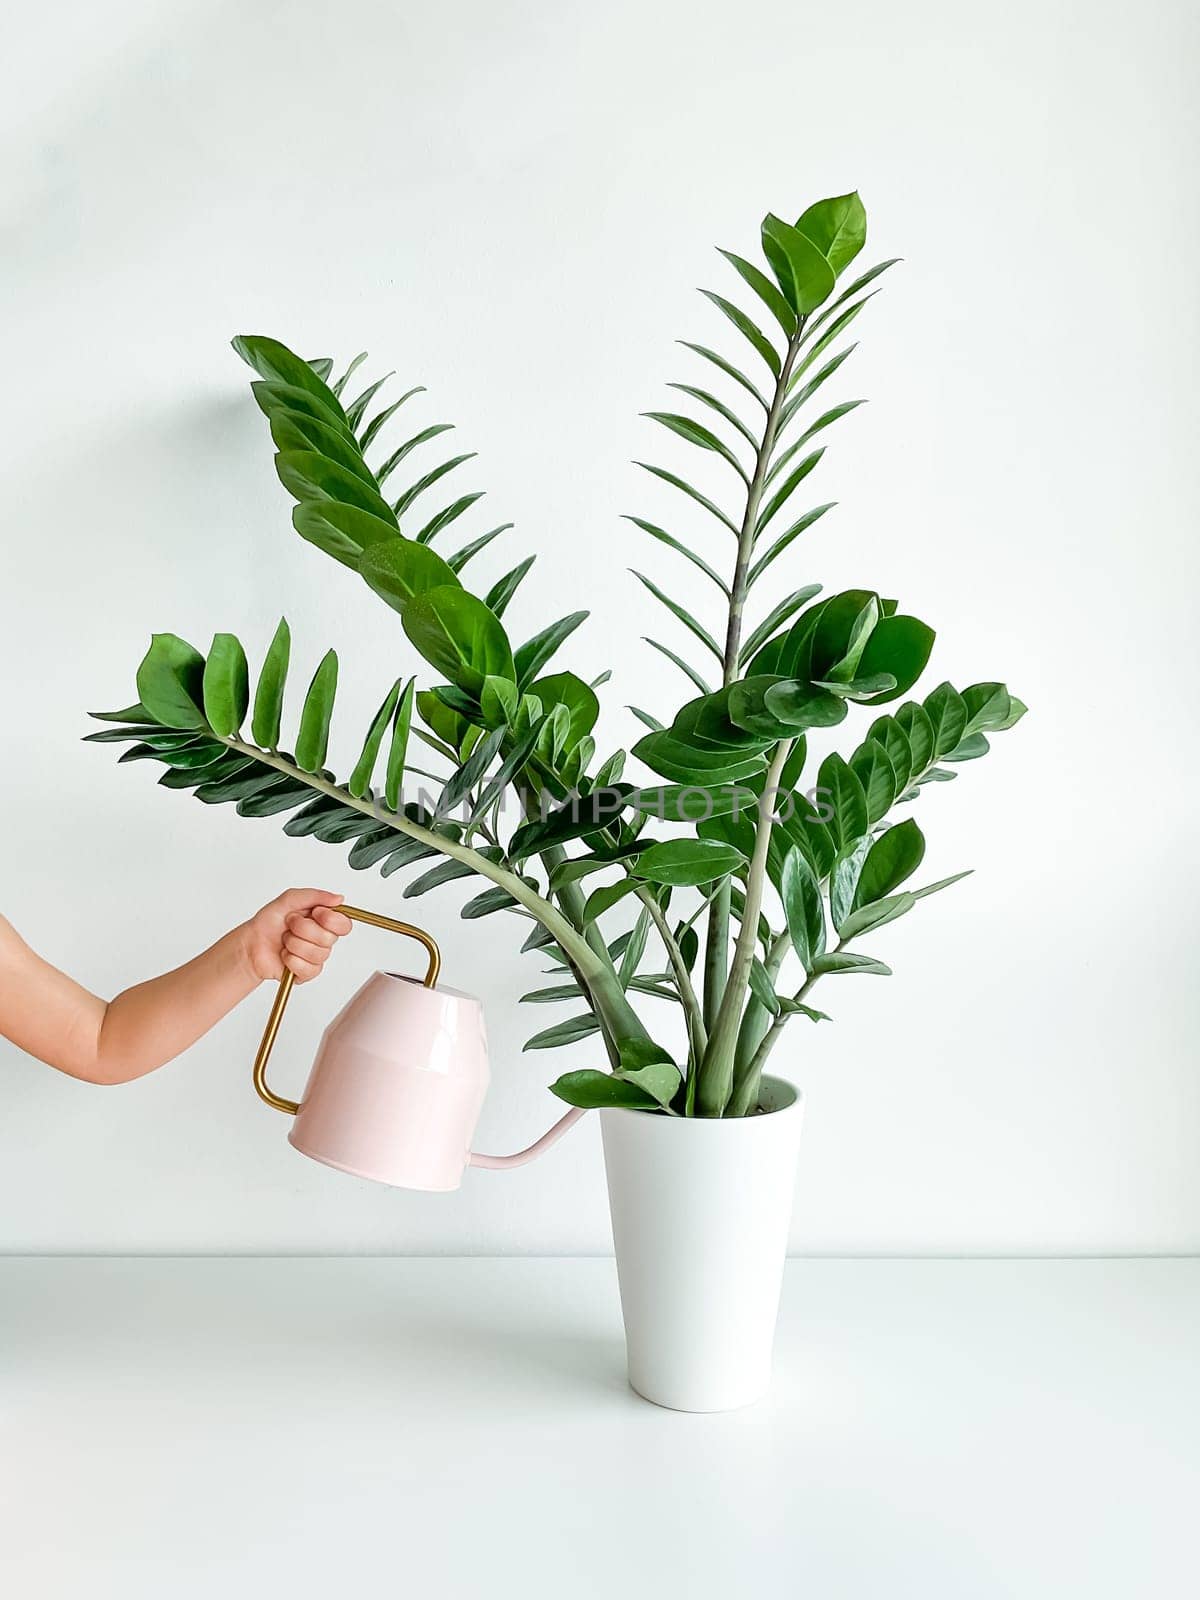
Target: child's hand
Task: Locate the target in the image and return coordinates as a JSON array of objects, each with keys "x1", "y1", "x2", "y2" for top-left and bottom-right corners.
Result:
[{"x1": 243, "y1": 889, "x2": 353, "y2": 984}]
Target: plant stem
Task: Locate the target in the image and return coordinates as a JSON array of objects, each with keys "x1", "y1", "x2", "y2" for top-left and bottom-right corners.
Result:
[
  {"x1": 726, "y1": 941, "x2": 840, "y2": 1117},
  {"x1": 635, "y1": 885, "x2": 707, "y2": 1066},
  {"x1": 696, "y1": 739, "x2": 792, "y2": 1115},
  {"x1": 702, "y1": 317, "x2": 807, "y2": 1032},
  {"x1": 223, "y1": 735, "x2": 654, "y2": 1051}
]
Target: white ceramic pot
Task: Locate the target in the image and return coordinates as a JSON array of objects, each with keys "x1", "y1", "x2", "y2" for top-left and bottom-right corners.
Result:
[{"x1": 600, "y1": 1075, "x2": 803, "y2": 1412}]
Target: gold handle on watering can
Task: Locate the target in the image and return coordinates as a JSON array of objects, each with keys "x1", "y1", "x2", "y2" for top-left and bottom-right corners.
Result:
[{"x1": 251, "y1": 905, "x2": 442, "y2": 1116}]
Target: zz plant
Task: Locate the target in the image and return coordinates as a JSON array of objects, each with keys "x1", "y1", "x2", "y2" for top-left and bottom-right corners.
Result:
[{"x1": 89, "y1": 191, "x2": 1024, "y2": 1119}]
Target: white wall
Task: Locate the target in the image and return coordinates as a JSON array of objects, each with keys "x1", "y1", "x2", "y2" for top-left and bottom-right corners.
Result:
[{"x1": 2, "y1": 0, "x2": 1197, "y2": 1255}]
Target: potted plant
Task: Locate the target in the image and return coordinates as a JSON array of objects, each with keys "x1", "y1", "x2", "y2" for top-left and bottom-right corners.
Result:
[{"x1": 89, "y1": 191, "x2": 1023, "y2": 1411}]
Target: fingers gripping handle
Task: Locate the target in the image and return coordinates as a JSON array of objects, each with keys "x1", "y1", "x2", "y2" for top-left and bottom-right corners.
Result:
[{"x1": 251, "y1": 906, "x2": 441, "y2": 1117}]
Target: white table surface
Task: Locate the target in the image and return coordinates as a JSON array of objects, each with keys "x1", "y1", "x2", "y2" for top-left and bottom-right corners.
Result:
[{"x1": 1, "y1": 1257, "x2": 1196, "y2": 1598}]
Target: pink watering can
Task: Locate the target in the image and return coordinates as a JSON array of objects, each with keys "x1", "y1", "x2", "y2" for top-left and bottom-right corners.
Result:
[{"x1": 251, "y1": 904, "x2": 584, "y2": 1191}]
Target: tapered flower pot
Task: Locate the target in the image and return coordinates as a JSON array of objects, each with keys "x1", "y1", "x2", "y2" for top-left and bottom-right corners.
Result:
[{"x1": 600, "y1": 1076, "x2": 803, "y2": 1412}]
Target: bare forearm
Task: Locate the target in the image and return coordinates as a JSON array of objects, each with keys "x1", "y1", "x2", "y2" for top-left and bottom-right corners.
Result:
[{"x1": 90, "y1": 924, "x2": 259, "y2": 1084}]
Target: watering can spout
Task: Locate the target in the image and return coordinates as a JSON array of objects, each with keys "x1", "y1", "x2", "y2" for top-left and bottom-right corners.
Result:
[
  {"x1": 467, "y1": 1106, "x2": 586, "y2": 1171},
  {"x1": 250, "y1": 903, "x2": 588, "y2": 1191}
]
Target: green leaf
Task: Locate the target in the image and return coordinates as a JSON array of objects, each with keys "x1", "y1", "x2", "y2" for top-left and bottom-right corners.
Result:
[
  {"x1": 292, "y1": 502, "x2": 405, "y2": 573},
  {"x1": 202, "y1": 634, "x2": 249, "y2": 737},
  {"x1": 698, "y1": 290, "x2": 781, "y2": 376},
  {"x1": 392, "y1": 454, "x2": 476, "y2": 518},
  {"x1": 348, "y1": 679, "x2": 403, "y2": 800},
  {"x1": 716, "y1": 247, "x2": 797, "y2": 335},
  {"x1": 894, "y1": 702, "x2": 934, "y2": 774},
  {"x1": 943, "y1": 732, "x2": 990, "y2": 762},
  {"x1": 829, "y1": 834, "x2": 871, "y2": 930},
  {"x1": 549, "y1": 1068, "x2": 658, "y2": 1109},
  {"x1": 232, "y1": 336, "x2": 347, "y2": 423},
  {"x1": 677, "y1": 340, "x2": 768, "y2": 411},
  {"x1": 740, "y1": 585, "x2": 824, "y2": 664},
  {"x1": 446, "y1": 526, "x2": 504, "y2": 572},
  {"x1": 850, "y1": 740, "x2": 897, "y2": 825},
  {"x1": 293, "y1": 650, "x2": 338, "y2": 773},
  {"x1": 839, "y1": 892, "x2": 916, "y2": 940},
  {"x1": 359, "y1": 537, "x2": 461, "y2": 613},
  {"x1": 924, "y1": 682, "x2": 968, "y2": 757},
  {"x1": 781, "y1": 848, "x2": 825, "y2": 971},
  {"x1": 643, "y1": 637, "x2": 713, "y2": 696},
  {"x1": 666, "y1": 383, "x2": 758, "y2": 450},
  {"x1": 345, "y1": 373, "x2": 394, "y2": 431},
  {"x1": 760, "y1": 214, "x2": 837, "y2": 313},
  {"x1": 623, "y1": 517, "x2": 729, "y2": 595},
  {"x1": 795, "y1": 192, "x2": 867, "y2": 276},
  {"x1": 631, "y1": 573, "x2": 721, "y2": 662},
  {"x1": 748, "y1": 959, "x2": 782, "y2": 1016},
  {"x1": 404, "y1": 854, "x2": 492, "y2": 899},
  {"x1": 403, "y1": 586, "x2": 515, "y2": 696},
  {"x1": 583, "y1": 879, "x2": 639, "y2": 924},
  {"x1": 747, "y1": 504, "x2": 835, "y2": 586},
  {"x1": 854, "y1": 616, "x2": 935, "y2": 705},
  {"x1": 136, "y1": 634, "x2": 208, "y2": 730},
  {"x1": 513, "y1": 611, "x2": 587, "y2": 687},
  {"x1": 374, "y1": 423, "x2": 455, "y2": 485},
  {"x1": 818, "y1": 752, "x2": 868, "y2": 852},
  {"x1": 485, "y1": 556, "x2": 535, "y2": 619},
  {"x1": 761, "y1": 681, "x2": 847, "y2": 731},
  {"x1": 508, "y1": 787, "x2": 631, "y2": 861},
  {"x1": 754, "y1": 449, "x2": 825, "y2": 538},
  {"x1": 268, "y1": 408, "x2": 377, "y2": 486},
  {"x1": 810, "y1": 952, "x2": 892, "y2": 977},
  {"x1": 384, "y1": 679, "x2": 416, "y2": 811},
  {"x1": 854, "y1": 819, "x2": 926, "y2": 909},
  {"x1": 246, "y1": 617, "x2": 289, "y2": 755},
  {"x1": 635, "y1": 839, "x2": 746, "y2": 887},
  {"x1": 416, "y1": 498, "x2": 491, "y2": 548},
  {"x1": 275, "y1": 451, "x2": 397, "y2": 525},
  {"x1": 616, "y1": 1055, "x2": 681, "y2": 1110},
  {"x1": 627, "y1": 783, "x2": 754, "y2": 822},
  {"x1": 962, "y1": 682, "x2": 1013, "y2": 735},
  {"x1": 643, "y1": 411, "x2": 748, "y2": 483}
]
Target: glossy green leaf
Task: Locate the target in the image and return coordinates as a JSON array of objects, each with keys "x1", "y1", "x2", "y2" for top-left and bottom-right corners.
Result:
[
  {"x1": 485, "y1": 556, "x2": 535, "y2": 619},
  {"x1": 348, "y1": 679, "x2": 403, "y2": 800},
  {"x1": 677, "y1": 341, "x2": 768, "y2": 411},
  {"x1": 360, "y1": 537, "x2": 461, "y2": 613},
  {"x1": 716, "y1": 247, "x2": 797, "y2": 335},
  {"x1": 854, "y1": 615, "x2": 935, "y2": 705},
  {"x1": 740, "y1": 584, "x2": 824, "y2": 664},
  {"x1": 666, "y1": 383, "x2": 758, "y2": 450},
  {"x1": 749, "y1": 958, "x2": 782, "y2": 1016},
  {"x1": 818, "y1": 751, "x2": 868, "y2": 852},
  {"x1": 392, "y1": 454, "x2": 476, "y2": 518},
  {"x1": 623, "y1": 517, "x2": 729, "y2": 595},
  {"x1": 839, "y1": 891, "x2": 916, "y2": 940},
  {"x1": 643, "y1": 412, "x2": 748, "y2": 482},
  {"x1": 924, "y1": 682, "x2": 968, "y2": 758},
  {"x1": 294, "y1": 650, "x2": 338, "y2": 773},
  {"x1": 403, "y1": 586, "x2": 515, "y2": 695},
  {"x1": 795, "y1": 192, "x2": 867, "y2": 276},
  {"x1": 292, "y1": 501, "x2": 401, "y2": 571},
  {"x1": 747, "y1": 505, "x2": 835, "y2": 585},
  {"x1": 384, "y1": 678, "x2": 416, "y2": 810},
  {"x1": 635, "y1": 838, "x2": 746, "y2": 887},
  {"x1": 635, "y1": 462, "x2": 739, "y2": 535},
  {"x1": 268, "y1": 409, "x2": 376, "y2": 486},
  {"x1": 583, "y1": 879, "x2": 639, "y2": 924},
  {"x1": 250, "y1": 619, "x2": 291, "y2": 750},
  {"x1": 513, "y1": 611, "x2": 587, "y2": 687},
  {"x1": 233, "y1": 336, "x2": 347, "y2": 423},
  {"x1": 895, "y1": 702, "x2": 935, "y2": 773},
  {"x1": 201, "y1": 634, "x2": 249, "y2": 738},
  {"x1": 359, "y1": 387, "x2": 425, "y2": 451},
  {"x1": 761, "y1": 681, "x2": 847, "y2": 731},
  {"x1": 631, "y1": 573, "x2": 721, "y2": 662},
  {"x1": 754, "y1": 449, "x2": 825, "y2": 538},
  {"x1": 760, "y1": 214, "x2": 836, "y2": 314},
  {"x1": 781, "y1": 848, "x2": 825, "y2": 971},
  {"x1": 698, "y1": 289, "x2": 781, "y2": 376},
  {"x1": 810, "y1": 952, "x2": 892, "y2": 977},
  {"x1": 549, "y1": 1068, "x2": 658, "y2": 1108},
  {"x1": 275, "y1": 451, "x2": 397, "y2": 525},
  {"x1": 136, "y1": 634, "x2": 207, "y2": 730},
  {"x1": 375, "y1": 423, "x2": 455, "y2": 486},
  {"x1": 509, "y1": 787, "x2": 631, "y2": 862},
  {"x1": 850, "y1": 740, "x2": 898, "y2": 824},
  {"x1": 854, "y1": 819, "x2": 926, "y2": 909},
  {"x1": 417, "y1": 498, "x2": 492, "y2": 547}
]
